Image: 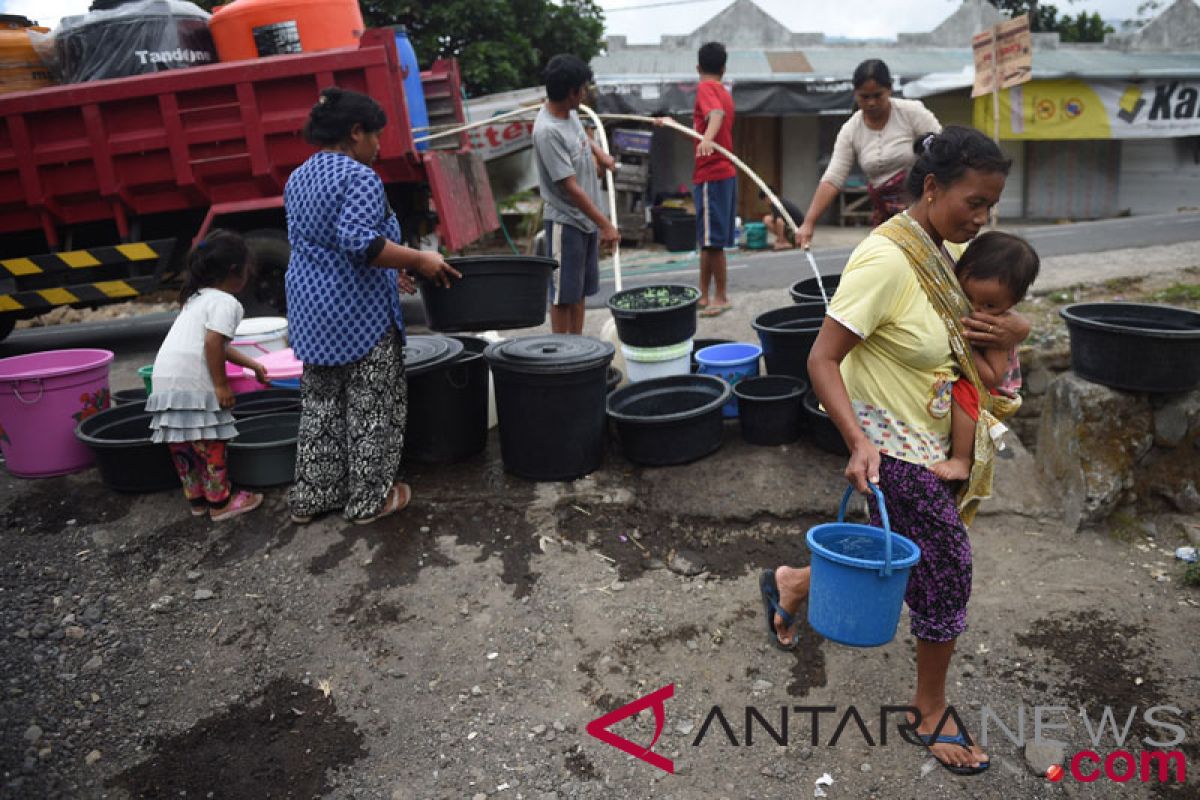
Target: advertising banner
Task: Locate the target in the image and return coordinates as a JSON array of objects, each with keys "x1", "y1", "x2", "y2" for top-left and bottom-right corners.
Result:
[{"x1": 974, "y1": 79, "x2": 1200, "y2": 139}]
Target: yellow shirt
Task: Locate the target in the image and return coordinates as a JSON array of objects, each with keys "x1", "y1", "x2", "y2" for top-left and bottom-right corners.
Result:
[{"x1": 826, "y1": 233, "x2": 964, "y2": 466}]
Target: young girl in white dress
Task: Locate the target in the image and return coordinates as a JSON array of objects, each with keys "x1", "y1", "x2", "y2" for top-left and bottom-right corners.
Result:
[{"x1": 146, "y1": 230, "x2": 268, "y2": 521}]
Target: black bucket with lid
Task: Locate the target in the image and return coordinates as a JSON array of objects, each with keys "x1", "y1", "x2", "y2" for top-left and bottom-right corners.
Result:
[
  {"x1": 404, "y1": 335, "x2": 489, "y2": 464},
  {"x1": 484, "y1": 335, "x2": 614, "y2": 481}
]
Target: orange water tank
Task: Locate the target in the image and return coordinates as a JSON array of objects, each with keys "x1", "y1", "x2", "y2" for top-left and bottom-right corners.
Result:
[
  {"x1": 208, "y1": 0, "x2": 364, "y2": 62},
  {"x1": 0, "y1": 15, "x2": 54, "y2": 94}
]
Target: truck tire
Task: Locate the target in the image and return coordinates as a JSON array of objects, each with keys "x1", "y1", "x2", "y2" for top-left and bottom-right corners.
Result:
[{"x1": 242, "y1": 228, "x2": 290, "y2": 316}]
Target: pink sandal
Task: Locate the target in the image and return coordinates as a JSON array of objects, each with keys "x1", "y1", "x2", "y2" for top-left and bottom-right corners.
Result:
[{"x1": 210, "y1": 490, "x2": 263, "y2": 522}]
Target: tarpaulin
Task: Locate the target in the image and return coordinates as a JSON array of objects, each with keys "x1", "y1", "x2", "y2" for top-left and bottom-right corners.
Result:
[{"x1": 594, "y1": 80, "x2": 856, "y2": 116}]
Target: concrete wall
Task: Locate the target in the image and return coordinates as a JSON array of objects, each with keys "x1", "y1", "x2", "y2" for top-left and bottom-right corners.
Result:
[
  {"x1": 1118, "y1": 138, "x2": 1200, "y2": 215},
  {"x1": 779, "y1": 116, "x2": 820, "y2": 221}
]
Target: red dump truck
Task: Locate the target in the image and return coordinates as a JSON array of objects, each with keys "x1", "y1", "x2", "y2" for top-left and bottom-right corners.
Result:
[{"x1": 0, "y1": 27, "x2": 498, "y2": 341}]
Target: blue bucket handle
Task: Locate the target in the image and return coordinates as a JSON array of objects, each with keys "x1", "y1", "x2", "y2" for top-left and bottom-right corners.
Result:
[{"x1": 837, "y1": 484, "x2": 895, "y2": 577}]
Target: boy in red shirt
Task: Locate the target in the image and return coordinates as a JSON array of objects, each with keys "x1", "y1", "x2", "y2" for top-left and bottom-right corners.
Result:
[{"x1": 692, "y1": 41, "x2": 736, "y2": 316}]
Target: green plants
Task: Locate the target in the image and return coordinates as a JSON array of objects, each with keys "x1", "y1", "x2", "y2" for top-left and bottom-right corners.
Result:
[
  {"x1": 607, "y1": 284, "x2": 701, "y2": 347},
  {"x1": 609, "y1": 285, "x2": 698, "y2": 311},
  {"x1": 1150, "y1": 283, "x2": 1200, "y2": 305}
]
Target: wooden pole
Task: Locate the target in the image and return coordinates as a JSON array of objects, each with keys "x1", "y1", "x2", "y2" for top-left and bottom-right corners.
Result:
[{"x1": 991, "y1": 27, "x2": 1002, "y2": 228}]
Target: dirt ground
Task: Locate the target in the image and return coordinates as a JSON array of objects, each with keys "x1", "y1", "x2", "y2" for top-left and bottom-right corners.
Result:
[{"x1": 2, "y1": 259, "x2": 1199, "y2": 800}]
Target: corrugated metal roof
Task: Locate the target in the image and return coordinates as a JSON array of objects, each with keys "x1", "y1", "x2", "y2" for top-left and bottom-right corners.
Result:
[{"x1": 592, "y1": 47, "x2": 1200, "y2": 84}]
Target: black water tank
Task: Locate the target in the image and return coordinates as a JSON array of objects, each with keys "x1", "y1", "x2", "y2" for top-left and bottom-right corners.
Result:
[{"x1": 56, "y1": 0, "x2": 216, "y2": 84}]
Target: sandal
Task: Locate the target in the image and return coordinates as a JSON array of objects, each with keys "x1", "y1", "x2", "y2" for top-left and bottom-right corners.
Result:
[
  {"x1": 759, "y1": 569, "x2": 801, "y2": 651},
  {"x1": 189, "y1": 499, "x2": 209, "y2": 517},
  {"x1": 210, "y1": 490, "x2": 263, "y2": 522},
  {"x1": 915, "y1": 730, "x2": 990, "y2": 776},
  {"x1": 353, "y1": 482, "x2": 412, "y2": 526}
]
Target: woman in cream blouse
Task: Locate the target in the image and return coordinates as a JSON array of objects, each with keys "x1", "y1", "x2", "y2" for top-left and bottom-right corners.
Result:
[{"x1": 797, "y1": 59, "x2": 941, "y2": 248}]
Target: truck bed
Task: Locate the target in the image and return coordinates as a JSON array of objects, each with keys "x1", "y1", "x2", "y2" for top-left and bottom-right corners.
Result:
[{"x1": 0, "y1": 28, "x2": 496, "y2": 253}]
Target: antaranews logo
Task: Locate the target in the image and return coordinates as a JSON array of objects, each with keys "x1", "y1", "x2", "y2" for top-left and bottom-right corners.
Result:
[
  {"x1": 585, "y1": 684, "x2": 675, "y2": 775},
  {"x1": 587, "y1": 686, "x2": 1190, "y2": 786}
]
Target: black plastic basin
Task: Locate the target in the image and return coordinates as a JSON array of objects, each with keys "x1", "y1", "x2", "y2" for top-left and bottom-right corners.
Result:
[
  {"x1": 227, "y1": 412, "x2": 298, "y2": 488},
  {"x1": 607, "y1": 284, "x2": 700, "y2": 347},
  {"x1": 790, "y1": 275, "x2": 840, "y2": 305},
  {"x1": 419, "y1": 255, "x2": 558, "y2": 332},
  {"x1": 232, "y1": 388, "x2": 302, "y2": 420},
  {"x1": 752, "y1": 303, "x2": 826, "y2": 383},
  {"x1": 1060, "y1": 302, "x2": 1200, "y2": 392},
  {"x1": 734, "y1": 375, "x2": 808, "y2": 446},
  {"x1": 607, "y1": 374, "x2": 731, "y2": 466},
  {"x1": 75, "y1": 404, "x2": 179, "y2": 493},
  {"x1": 802, "y1": 390, "x2": 850, "y2": 456},
  {"x1": 112, "y1": 387, "x2": 149, "y2": 406},
  {"x1": 606, "y1": 366, "x2": 623, "y2": 394}
]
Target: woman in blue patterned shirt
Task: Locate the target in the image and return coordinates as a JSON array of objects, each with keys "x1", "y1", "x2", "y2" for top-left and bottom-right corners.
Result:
[{"x1": 285, "y1": 87, "x2": 460, "y2": 525}]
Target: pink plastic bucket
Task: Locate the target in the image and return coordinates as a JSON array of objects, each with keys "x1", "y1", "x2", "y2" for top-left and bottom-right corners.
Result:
[
  {"x1": 225, "y1": 362, "x2": 261, "y2": 394},
  {"x1": 0, "y1": 348, "x2": 115, "y2": 477}
]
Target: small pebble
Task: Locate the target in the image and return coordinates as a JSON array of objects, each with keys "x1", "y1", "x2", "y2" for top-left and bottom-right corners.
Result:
[{"x1": 85, "y1": 750, "x2": 101, "y2": 766}]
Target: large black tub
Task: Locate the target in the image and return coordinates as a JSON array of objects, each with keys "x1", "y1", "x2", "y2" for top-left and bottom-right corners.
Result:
[
  {"x1": 607, "y1": 374, "x2": 731, "y2": 466},
  {"x1": 752, "y1": 303, "x2": 826, "y2": 383},
  {"x1": 406, "y1": 335, "x2": 488, "y2": 464},
  {"x1": 607, "y1": 284, "x2": 700, "y2": 347},
  {"x1": 1060, "y1": 303, "x2": 1200, "y2": 393},
  {"x1": 232, "y1": 388, "x2": 301, "y2": 420},
  {"x1": 112, "y1": 387, "x2": 149, "y2": 406},
  {"x1": 75, "y1": 403, "x2": 179, "y2": 493},
  {"x1": 789, "y1": 275, "x2": 840, "y2": 305},
  {"x1": 486, "y1": 335, "x2": 614, "y2": 481},
  {"x1": 228, "y1": 412, "x2": 299, "y2": 488},
  {"x1": 803, "y1": 391, "x2": 850, "y2": 456},
  {"x1": 734, "y1": 375, "x2": 808, "y2": 446},
  {"x1": 419, "y1": 255, "x2": 558, "y2": 332}
]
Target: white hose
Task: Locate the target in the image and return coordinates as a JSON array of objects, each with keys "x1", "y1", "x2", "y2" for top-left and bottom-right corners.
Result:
[
  {"x1": 412, "y1": 103, "x2": 542, "y2": 145},
  {"x1": 578, "y1": 103, "x2": 622, "y2": 292},
  {"x1": 413, "y1": 106, "x2": 810, "y2": 287},
  {"x1": 595, "y1": 113, "x2": 801, "y2": 238}
]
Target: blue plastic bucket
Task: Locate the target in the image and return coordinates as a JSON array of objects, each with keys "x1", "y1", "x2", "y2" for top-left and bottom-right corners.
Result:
[
  {"x1": 806, "y1": 485, "x2": 921, "y2": 647},
  {"x1": 694, "y1": 342, "x2": 761, "y2": 418}
]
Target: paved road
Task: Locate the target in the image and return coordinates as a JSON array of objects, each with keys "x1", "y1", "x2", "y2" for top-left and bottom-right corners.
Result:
[
  {"x1": 3, "y1": 211, "x2": 1197, "y2": 355},
  {"x1": 589, "y1": 210, "x2": 1200, "y2": 304}
]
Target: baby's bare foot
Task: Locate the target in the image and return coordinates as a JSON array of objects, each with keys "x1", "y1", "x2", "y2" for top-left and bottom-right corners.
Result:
[{"x1": 929, "y1": 458, "x2": 971, "y2": 481}]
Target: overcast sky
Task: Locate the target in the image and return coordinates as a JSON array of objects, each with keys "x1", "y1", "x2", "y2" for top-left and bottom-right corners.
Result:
[
  {"x1": 599, "y1": 0, "x2": 1149, "y2": 42},
  {"x1": 0, "y1": 0, "x2": 1153, "y2": 40}
]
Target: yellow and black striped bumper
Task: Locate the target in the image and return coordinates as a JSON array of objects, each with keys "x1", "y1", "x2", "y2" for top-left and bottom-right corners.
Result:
[{"x1": 0, "y1": 240, "x2": 174, "y2": 313}]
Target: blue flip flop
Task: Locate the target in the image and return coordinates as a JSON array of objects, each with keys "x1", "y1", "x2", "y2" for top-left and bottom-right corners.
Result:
[
  {"x1": 758, "y1": 569, "x2": 800, "y2": 651},
  {"x1": 914, "y1": 730, "x2": 990, "y2": 776}
]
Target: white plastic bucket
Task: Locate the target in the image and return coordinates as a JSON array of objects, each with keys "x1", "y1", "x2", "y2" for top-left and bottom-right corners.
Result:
[
  {"x1": 621, "y1": 339, "x2": 693, "y2": 383},
  {"x1": 480, "y1": 331, "x2": 503, "y2": 429},
  {"x1": 231, "y1": 317, "x2": 288, "y2": 358}
]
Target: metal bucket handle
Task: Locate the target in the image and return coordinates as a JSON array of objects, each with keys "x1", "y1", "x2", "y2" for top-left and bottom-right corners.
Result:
[
  {"x1": 11, "y1": 378, "x2": 45, "y2": 405},
  {"x1": 837, "y1": 484, "x2": 895, "y2": 577}
]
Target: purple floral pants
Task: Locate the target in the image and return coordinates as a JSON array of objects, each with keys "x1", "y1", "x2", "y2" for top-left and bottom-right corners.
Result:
[{"x1": 867, "y1": 455, "x2": 972, "y2": 643}]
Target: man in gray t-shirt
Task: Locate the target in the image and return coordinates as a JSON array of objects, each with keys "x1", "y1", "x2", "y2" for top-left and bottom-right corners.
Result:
[{"x1": 532, "y1": 54, "x2": 619, "y2": 335}]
